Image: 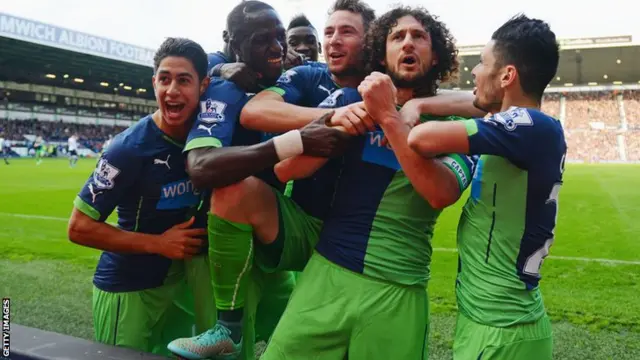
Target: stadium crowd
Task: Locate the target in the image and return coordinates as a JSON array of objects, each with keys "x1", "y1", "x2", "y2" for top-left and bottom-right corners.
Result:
[
  {"x1": 541, "y1": 90, "x2": 640, "y2": 162},
  {"x1": 3, "y1": 89, "x2": 640, "y2": 161},
  {"x1": 0, "y1": 118, "x2": 125, "y2": 152}
]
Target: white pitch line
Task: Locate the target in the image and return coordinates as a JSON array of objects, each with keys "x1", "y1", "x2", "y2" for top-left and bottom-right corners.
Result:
[
  {"x1": 433, "y1": 247, "x2": 640, "y2": 265},
  {"x1": 0, "y1": 212, "x2": 69, "y2": 222},
  {"x1": 0, "y1": 212, "x2": 116, "y2": 226},
  {"x1": 1, "y1": 213, "x2": 639, "y2": 266}
]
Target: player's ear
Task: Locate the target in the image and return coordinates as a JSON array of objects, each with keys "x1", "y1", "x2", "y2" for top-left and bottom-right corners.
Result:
[
  {"x1": 152, "y1": 75, "x2": 157, "y2": 95},
  {"x1": 229, "y1": 38, "x2": 242, "y2": 61},
  {"x1": 501, "y1": 65, "x2": 517, "y2": 89},
  {"x1": 199, "y1": 76, "x2": 210, "y2": 95}
]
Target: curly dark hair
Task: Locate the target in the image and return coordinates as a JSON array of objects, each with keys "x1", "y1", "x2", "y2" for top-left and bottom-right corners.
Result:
[{"x1": 364, "y1": 6, "x2": 459, "y2": 96}]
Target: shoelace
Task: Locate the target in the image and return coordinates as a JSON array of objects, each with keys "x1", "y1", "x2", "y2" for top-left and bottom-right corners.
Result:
[{"x1": 195, "y1": 324, "x2": 231, "y2": 342}]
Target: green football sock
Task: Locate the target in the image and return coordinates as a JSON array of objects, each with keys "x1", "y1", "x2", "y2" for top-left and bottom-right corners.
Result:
[{"x1": 208, "y1": 213, "x2": 254, "y2": 312}]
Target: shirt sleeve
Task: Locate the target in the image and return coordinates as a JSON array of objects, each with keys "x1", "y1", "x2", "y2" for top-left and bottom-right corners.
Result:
[
  {"x1": 184, "y1": 82, "x2": 249, "y2": 151},
  {"x1": 74, "y1": 142, "x2": 141, "y2": 222},
  {"x1": 436, "y1": 153, "x2": 478, "y2": 192},
  {"x1": 264, "y1": 65, "x2": 312, "y2": 104},
  {"x1": 463, "y1": 108, "x2": 543, "y2": 169}
]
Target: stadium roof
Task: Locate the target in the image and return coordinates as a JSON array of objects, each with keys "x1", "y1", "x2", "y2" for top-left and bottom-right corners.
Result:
[
  {"x1": 452, "y1": 36, "x2": 640, "y2": 90},
  {"x1": 0, "y1": 12, "x2": 154, "y2": 98},
  {"x1": 2, "y1": 11, "x2": 639, "y2": 94}
]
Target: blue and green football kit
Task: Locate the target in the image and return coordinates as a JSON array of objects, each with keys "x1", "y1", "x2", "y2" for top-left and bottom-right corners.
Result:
[
  {"x1": 453, "y1": 107, "x2": 566, "y2": 360},
  {"x1": 74, "y1": 116, "x2": 206, "y2": 356},
  {"x1": 262, "y1": 88, "x2": 477, "y2": 360}
]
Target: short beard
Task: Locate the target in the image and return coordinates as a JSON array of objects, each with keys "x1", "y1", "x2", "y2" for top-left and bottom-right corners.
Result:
[
  {"x1": 472, "y1": 98, "x2": 492, "y2": 113},
  {"x1": 387, "y1": 69, "x2": 438, "y2": 97}
]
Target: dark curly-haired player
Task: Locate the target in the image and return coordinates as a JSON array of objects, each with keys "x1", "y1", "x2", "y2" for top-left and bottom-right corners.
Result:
[
  {"x1": 260, "y1": 6, "x2": 481, "y2": 360},
  {"x1": 365, "y1": 6, "x2": 459, "y2": 95}
]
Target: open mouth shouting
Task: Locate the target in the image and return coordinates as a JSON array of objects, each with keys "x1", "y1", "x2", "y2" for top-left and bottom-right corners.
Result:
[
  {"x1": 400, "y1": 54, "x2": 418, "y2": 67},
  {"x1": 165, "y1": 101, "x2": 185, "y2": 120},
  {"x1": 328, "y1": 51, "x2": 346, "y2": 64}
]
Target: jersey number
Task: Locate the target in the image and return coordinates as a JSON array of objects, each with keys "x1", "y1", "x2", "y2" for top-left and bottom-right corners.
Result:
[{"x1": 522, "y1": 152, "x2": 565, "y2": 277}]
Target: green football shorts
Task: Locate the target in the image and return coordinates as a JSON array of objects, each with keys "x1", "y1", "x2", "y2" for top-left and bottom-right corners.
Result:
[
  {"x1": 453, "y1": 312, "x2": 553, "y2": 360},
  {"x1": 242, "y1": 268, "x2": 295, "y2": 360},
  {"x1": 184, "y1": 255, "x2": 217, "y2": 334},
  {"x1": 92, "y1": 261, "x2": 192, "y2": 356},
  {"x1": 261, "y1": 252, "x2": 430, "y2": 360},
  {"x1": 175, "y1": 253, "x2": 295, "y2": 360},
  {"x1": 254, "y1": 188, "x2": 323, "y2": 273}
]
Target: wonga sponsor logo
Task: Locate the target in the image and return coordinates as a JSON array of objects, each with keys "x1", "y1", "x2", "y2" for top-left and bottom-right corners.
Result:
[{"x1": 157, "y1": 179, "x2": 200, "y2": 210}]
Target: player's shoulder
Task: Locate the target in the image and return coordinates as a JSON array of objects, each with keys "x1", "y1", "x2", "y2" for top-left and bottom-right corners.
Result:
[
  {"x1": 284, "y1": 64, "x2": 327, "y2": 80},
  {"x1": 198, "y1": 78, "x2": 248, "y2": 125},
  {"x1": 479, "y1": 106, "x2": 559, "y2": 135},
  {"x1": 105, "y1": 115, "x2": 154, "y2": 157},
  {"x1": 304, "y1": 61, "x2": 328, "y2": 70},
  {"x1": 495, "y1": 107, "x2": 559, "y2": 127},
  {"x1": 204, "y1": 78, "x2": 247, "y2": 102},
  {"x1": 318, "y1": 87, "x2": 361, "y2": 108},
  {"x1": 207, "y1": 51, "x2": 229, "y2": 70}
]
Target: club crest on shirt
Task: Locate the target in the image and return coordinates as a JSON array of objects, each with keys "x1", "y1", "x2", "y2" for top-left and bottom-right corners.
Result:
[
  {"x1": 199, "y1": 99, "x2": 226, "y2": 123},
  {"x1": 93, "y1": 158, "x2": 120, "y2": 189}
]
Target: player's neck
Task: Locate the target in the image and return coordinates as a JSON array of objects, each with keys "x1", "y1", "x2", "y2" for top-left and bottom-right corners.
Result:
[
  {"x1": 152, "y1": 110, "x2": 189, "y2": 142},
  {"x1": 332, "y1": 73, "x2": 364, "y2": 89},
  {"x1": 500, "y1": 92, "x2": 540, "y2": 112},
  {"x1": 396, "y1": 88, "x2": 414, "y2": 106}
]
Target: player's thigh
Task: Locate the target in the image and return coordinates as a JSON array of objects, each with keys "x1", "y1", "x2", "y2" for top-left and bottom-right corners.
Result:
[
  {"x1": 254, "y1": 189, "x2": 322, "y2": 273},
  {"x1": 453, "y1": 313, "x2": 553, "y2": 360},
  {"x1": 156, "y1": 284, "x2": 196, "y2": 355},
  {"x1": 349, "y1": 283, "x2": 429, "y2": 360},
  {"x1": 237, "y1": 267, "x2": 275, "y2": 360},
  {"x1": 255, "y1": 270, "x2": 295, "y2": 343},
  {"x1": 92, "y1": 285, "x2": 173, "y2": 352},
  {"x1": 481, "y1": 336, "x2": 552, "y2": 360},
  {"x1": 261, "y1": 253, "x2": 351, "y2": 360},
  {"x1": 482, "y1": 315, "x2": 553, "y2": 360},
  {"x1": 211, "y1": 176, "x2": 279, "y2": 241}
]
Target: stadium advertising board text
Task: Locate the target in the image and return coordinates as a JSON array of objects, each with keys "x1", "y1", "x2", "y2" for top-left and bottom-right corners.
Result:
[{"x1": 0, "y1": 12, "x2": 154, "y2": 67}]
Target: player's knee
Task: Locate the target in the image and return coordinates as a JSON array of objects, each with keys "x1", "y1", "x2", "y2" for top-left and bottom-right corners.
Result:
[{"x1": 211, "y1": 177, "x2": 263, "y2": 214}]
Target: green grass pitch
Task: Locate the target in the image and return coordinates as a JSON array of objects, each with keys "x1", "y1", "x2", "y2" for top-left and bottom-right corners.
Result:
[{"x1": 0, "y1": 158, "x2": 639, "y2": 359}]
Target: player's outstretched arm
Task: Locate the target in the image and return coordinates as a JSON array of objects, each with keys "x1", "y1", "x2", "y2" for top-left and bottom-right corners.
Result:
[
  {"x1": 188, "y1": 112, "x2": 350, "y2": 189},
  {"x1": 187, "y1": 142, "x2": 279, "y2": 189},
  {"x1": 68, "y1": 209, "x2": 205, "y2": 259},
  {"x1": 240, "y1": 90, "x2": 330, "y2": 132},
  {"x1": 428, "y1": 90, "x2": 488, "y2": 118},
  {"x1": 274, "y1": 124, "x2": 347, "y2": 182},
  {"x1": 274, "y1": 155, "x2": 329, "y2": 182},
  {"x1": 408, "y1": 121, "x2": 470, "y2": 158}
]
